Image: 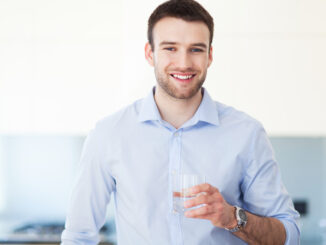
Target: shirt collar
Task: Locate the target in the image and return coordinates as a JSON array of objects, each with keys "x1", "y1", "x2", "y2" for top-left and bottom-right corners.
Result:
[
  {"x1": 137, "y1": 87, "x2": 162, "y2": 123},
  {"x1": 193, "y1": 88, "x2": 220, "y2": 126},
  {"x1": 137, "y1": 87, "x2": 220, "y2": 127}
]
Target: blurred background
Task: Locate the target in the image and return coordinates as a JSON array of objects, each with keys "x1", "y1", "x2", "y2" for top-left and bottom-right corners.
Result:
[{"x1": 0, "y1": 0, "x2": 325, "y2": 244}]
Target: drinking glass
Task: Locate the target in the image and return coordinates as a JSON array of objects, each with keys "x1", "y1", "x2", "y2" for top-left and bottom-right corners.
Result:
[{"x1": 172, "y1": 173, "x2": 206, "y2": 214}]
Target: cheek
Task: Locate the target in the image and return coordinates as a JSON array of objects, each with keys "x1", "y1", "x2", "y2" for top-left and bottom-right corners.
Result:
[
  {"x1": 156, "y1": 58, "x2": 173, "y2": 71},
  {"x1": 157, "y1": 51, "x2": 175, "y2": 63},
  {"x1": 197, "y1": 58, "x2": 210, "y2": 70}
]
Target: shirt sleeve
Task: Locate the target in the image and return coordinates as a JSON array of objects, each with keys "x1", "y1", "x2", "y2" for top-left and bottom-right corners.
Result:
[
  {"x1": 61, "y1": 125, "x2": 116, "y2": 245},
  {"x1": 241, "y1": 124, "x2": 300, "y2": 245}
]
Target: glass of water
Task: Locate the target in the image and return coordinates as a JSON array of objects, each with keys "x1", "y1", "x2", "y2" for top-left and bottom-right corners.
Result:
[{"x1": 172, "y1": 173, "x2": 206, "y2": 214}]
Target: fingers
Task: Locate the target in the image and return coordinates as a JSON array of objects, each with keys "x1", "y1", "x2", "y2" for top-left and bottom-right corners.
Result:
[
  {"x1": 184, "y1": 184, "x2": 221, "y2": 209},
  {"x1": 181, "y1": 184, "x2": 233, "y2": 229},
  {"x1": 173, "y1": 191, "x2": 181, "y2": 198},
  {"x1": 182, "y1": 184, "x2": 224, "y2": 221},
  {"x1": 191, "y1": 183, "x2": 219, "y2": 195},
  {"x1": 174, "y1": 183, "x2": 219, "y2": 199},
  {"x1": 173, "y1": 190, "x2": 201, "y2": 198},
  {"x1": 184, "y1": 191, "x2": 219, "y2": 208},
  {"x1": 184, "y1": 203, "x2": 216, "y2": 218},
  {"x1": 186, "y1": 213, "x2": 212, "y2": 220}
]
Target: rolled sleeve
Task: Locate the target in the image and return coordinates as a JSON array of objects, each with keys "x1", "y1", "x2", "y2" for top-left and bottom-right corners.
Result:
[
  {"x1": 279, "y1": 218, "x2": 301, "y2": 245},
  {"x1": 242, "y1": 124, "x2": 300, "y2": 243},
  {"x1": 61, "y1": 230, "x2": 100, "y2": 245},
  {"x1": 61, "y1": 124, "x2": 116, "y2": 245}
]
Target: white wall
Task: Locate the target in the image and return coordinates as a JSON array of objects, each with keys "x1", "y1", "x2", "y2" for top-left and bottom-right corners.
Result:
[
  {"x1": 0, "y1": 0, "x2": 325, "y2": 135},
  {"x1": 205, "y1": 0, "x2": 326, "y2": 136},
  {"x1": 0, "y1": 0, "x2": 124, "y2": 134}
]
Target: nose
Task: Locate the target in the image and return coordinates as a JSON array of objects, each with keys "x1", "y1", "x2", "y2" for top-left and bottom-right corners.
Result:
[{"x1": 175, "y1": 50, "x2": 193, "y2": 71}]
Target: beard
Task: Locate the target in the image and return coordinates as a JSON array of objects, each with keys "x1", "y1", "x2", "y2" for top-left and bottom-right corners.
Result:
[{"x1": 154, "y1": 68, "x2": 207, "y2": 100}]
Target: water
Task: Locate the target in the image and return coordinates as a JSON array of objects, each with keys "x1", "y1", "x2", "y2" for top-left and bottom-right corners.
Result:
[
  {"x1": 171, "y1": 173, "x2": 206, "y2": 214},
  {"x1": 173, "y1": 196, "x2": 193, "y2": 213},
  {"x1": 172, "y1": 192, "x2": 207, "y2": 214}
]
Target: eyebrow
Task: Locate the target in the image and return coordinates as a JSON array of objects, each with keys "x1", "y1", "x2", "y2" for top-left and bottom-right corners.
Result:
[
  {"x1": 159, "y1": 41, "x2": 177, "y2": 46},
  {"x1": 159, "y1": 41, "x2": 208, "y2": 49},
  {"x1": 191, "y1": 43, "x2": 208, "y2": 49}
]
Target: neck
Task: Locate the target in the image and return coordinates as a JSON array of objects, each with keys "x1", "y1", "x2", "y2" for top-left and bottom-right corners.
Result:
[{"x1": 154, "y1": 86, "x2": 203, "y2": 129}]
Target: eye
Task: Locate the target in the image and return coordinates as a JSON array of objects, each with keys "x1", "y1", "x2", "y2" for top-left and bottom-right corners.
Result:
[
  {"x1": 191, "y1": 48, "x2": 204, "y2": 52},
  {"x1": 164, "y1": 47, "x2": 176, "y2": 51}
]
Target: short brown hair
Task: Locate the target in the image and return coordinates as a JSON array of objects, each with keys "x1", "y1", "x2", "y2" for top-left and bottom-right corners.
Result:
[{"x1": 147, "y1": 0, "x2": 214, "y2": 50}]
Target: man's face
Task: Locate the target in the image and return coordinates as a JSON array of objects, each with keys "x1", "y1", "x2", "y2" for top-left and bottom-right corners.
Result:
[{"x1": 145, "y1": 17, "x2": 213, "y2": 100}]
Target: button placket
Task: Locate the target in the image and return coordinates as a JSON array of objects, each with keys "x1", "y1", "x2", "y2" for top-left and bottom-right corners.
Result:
[{"x1": 168, "y1": 129, "x2": 183, "y2": 245}]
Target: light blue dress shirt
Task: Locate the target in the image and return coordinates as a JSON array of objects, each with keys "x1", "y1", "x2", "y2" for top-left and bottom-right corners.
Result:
[{"x1": 61, "y1": 87, "x2": 300, "y2": 245}]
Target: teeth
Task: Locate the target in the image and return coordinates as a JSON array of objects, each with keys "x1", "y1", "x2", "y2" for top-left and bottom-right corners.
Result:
[{"x1": 172, "y1": 74, "x2": 193, "y2": 80}]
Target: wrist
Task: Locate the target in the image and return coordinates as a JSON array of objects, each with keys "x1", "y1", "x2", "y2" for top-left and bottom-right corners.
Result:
[
  {"x1": 225, "y1": 206, "x2": 248, "y2": 232},
  {"x1": 225, "y1": 206, "x2": 238, "y2": 230}
]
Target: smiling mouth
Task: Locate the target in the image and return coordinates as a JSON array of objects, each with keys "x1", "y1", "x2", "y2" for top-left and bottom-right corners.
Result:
[{"x1": 170, "y1": 73, "x2": 196, "y2": 82}]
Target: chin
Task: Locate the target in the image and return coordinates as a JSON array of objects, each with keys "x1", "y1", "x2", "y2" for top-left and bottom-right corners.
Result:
[
  {"x1": 156, "y1": 74, "x2": 204, "y2": 100},
  {"x1": 170, "y1": 88, "x2": 201, "y2": 100}
]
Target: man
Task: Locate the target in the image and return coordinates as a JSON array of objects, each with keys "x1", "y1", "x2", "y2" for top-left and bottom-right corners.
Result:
[{"x1": 61, "y1": 0, "x2": 300, "y2": 244}]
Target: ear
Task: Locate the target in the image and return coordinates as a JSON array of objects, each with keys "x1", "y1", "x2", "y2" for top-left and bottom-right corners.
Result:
[
  {"x1": 145, "y1": 42, "x2": 154, "y2": 66},
  {"x1": 208, "y1": 46, "x2": 213, "y2": 68}
]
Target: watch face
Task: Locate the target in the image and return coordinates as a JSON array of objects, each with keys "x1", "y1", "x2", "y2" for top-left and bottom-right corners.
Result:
[{"x1": 239, "y1": 209, "x2": 247, "y2": 221}]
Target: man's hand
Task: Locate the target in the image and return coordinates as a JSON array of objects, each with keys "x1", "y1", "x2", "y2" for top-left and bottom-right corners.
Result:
[
  {"x1": 183, "y1": 183, "x2": 287, "y2": 245},
  {"x1": 183, "y1": 183, "x2": 237, "y2": 229}
]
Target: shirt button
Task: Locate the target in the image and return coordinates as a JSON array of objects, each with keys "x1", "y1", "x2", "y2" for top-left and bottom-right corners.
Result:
[{"x1": 174, "y1": 132, "x2": 179, "y2": 137}]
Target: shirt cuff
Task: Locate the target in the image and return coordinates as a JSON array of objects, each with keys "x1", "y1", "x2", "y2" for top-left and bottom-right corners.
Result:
[
  {"x1": 61, "y1": 229, "x2": 100, "y2": 245},
  {"x1": 279, "y1": 218, "x2": 301, "y2": 245}
]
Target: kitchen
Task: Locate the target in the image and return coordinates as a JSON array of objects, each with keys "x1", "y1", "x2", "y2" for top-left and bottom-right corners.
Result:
[{"x1": 0, "y1": 0, "x2": 325, "y2": 244}]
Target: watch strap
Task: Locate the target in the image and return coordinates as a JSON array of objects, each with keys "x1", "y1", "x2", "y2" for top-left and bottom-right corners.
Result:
[{"x1": 225, "y1": 206, "x2": 247, "y2": 232}]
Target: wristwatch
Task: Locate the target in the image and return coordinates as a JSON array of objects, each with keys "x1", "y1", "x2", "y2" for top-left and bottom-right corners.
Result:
[{"x1": 225, "y1": 206, "x2": 248, "y2": 232}]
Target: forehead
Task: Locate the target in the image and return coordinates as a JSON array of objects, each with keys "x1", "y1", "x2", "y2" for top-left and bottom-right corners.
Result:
[{"x1": 152, "y1": 17, "x2": 210, "y2": 46}]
